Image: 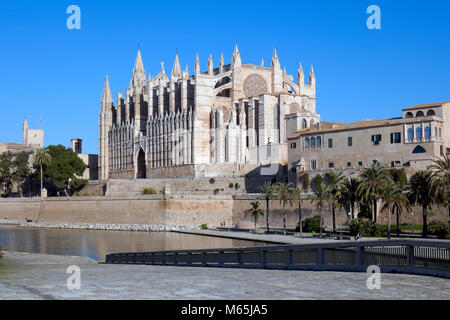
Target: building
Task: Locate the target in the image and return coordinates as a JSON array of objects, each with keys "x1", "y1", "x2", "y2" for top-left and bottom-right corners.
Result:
[
  {"x1": 22, "y1": 119, "x2": 44, "y2": 148},
  {"x1": 99, "y1": 47, "x2": 319, "y2": 180},
  {"x1": 71, "y1": 138, "x2": 98, "y2": 181},
  {"x1": 288, "y1": 101, "x2": 450, "y2": 185},
  {"x1": 0, "y1": 119, "x2": 43, "y2": 155}
]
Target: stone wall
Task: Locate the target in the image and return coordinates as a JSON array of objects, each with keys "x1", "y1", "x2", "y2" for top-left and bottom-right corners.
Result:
[{"x1": 0, "y1": 194, "x2": 447, "y2": 230}]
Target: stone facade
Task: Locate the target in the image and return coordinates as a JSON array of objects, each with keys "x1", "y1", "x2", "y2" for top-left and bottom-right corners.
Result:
[
  {"x1": 22, "y1": 119, "x2": 43, "y2": 148},
  {"x1": 287, "y1": 101, "x2": 450, "y2": 184},
  {"x1": 70, "y1": 138, "x2": 98, "y2": 180},
  {"x1": 99, "y1": 47, "x2": 319, "y2": 181}
]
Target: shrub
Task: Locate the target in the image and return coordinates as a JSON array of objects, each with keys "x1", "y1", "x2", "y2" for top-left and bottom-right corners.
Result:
[
  {"x1": 350, "y1": 218, "x2": 377, "y2": 236},
  {"x1": 142, "y1": 188, "x2": 157, "y2": 195},
  {"x1": 213, "y1": 188, "x2": 220, "y2": 195},
  {"x1": 296, "y1": 215, "x2": 323, "y2": 233},
  {"x1": 234, "y1": 183, "x2": 240, "y2": 190},
  {"x1": 428, "y1": 220, "x2": 449, "y2": 239},
  {"x1": 302, "y1": 173, "x2": 310, "y2": 192},
  {"x1": 209, "y1": 178, "x2": 215, "y2": 184},
  {"x1": 375, "y1": 224, "x2": 389, "y2": 237},
  {"x1": 229, "y1": 183, "x2": 234, "y2": 189},
  {"x1": 201, "y1": 224, "x2": 208, "y2": 230}
]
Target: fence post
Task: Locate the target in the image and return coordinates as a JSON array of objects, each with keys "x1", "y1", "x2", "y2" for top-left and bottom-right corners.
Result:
[
  {"x1": 174, "y1": 252, "x2": 178, "y2": 265},
  {"x1": 406, "y1": 245, "x2": 415, "y2": 266},
  {"x1": 356, "y1": 245, "x2": 365, "y2": 266},
  {"x1": 162, "y1": 253, "x2": 166, "y2": 266},
  {"x1": 317, "y1": 248, "x2": 324, "y2": 266},
  {"x1": 286, "y1": 248, "x2": 293, "y2": 268},
  {"x1": 187, "y1": 252, "x2": 192, "y2": 266},
  {"x1": 201, "y1": 252, "x2": 207, "y2": 267},
  {"x1": 218, "y1": 251, "x2": 224, "y2": 266},
  {"x1": 237, "y1": 249, "x2": 242, "y2": 266},
  {"x1": 260, "y1": 249, "x2": 266, "y2": 268}
]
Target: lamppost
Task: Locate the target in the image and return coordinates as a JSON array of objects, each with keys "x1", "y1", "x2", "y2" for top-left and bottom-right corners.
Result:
[{"x1": 410, "y1": 212, "x2": 414, "y2": 236}]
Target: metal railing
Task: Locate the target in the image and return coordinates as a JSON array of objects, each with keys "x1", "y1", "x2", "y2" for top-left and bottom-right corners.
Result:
[{"x1": 105, "y1": 239, "x2": 450, "y2": 278}]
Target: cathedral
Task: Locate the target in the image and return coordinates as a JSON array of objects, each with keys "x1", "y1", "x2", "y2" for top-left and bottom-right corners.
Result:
[{"x1": 98, "y1": 46, "x2": 319, "y2": 180}]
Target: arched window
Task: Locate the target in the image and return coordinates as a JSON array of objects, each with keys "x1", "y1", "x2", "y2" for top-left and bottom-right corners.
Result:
[
  {"x1": 405, "y1": 112, "x2": 414, "y2": 118},
  {"x1": 305, "y1": 137, "x2": 310, "y2": 148},
  {"x1": 416, "y1": 127, "x2": 423, "y2": 142},
  {"x1": 311, "y1": 137, "x2": 316, "y2": 148},
  {"x1": 317, "y1": 136, "x2": 322, "y2": 147},
  {"x1": 302, "y1": 119, "x2": 307, "y2": 129},
  {"x1": 310, "y1": 119, "x2": 315, "y2": 127},
  {"x1": 408, "y1": 128, "x2": 414, "y2": 141},
  {"x1": 427, "y1": 109, "x2": 436, "y2": 116},
  {"x1": 416, "y1": 111, "x2": 424, "y2": 117},
  {"x1": 425, "y1": 126, "x2": 431, "y2": 141}
]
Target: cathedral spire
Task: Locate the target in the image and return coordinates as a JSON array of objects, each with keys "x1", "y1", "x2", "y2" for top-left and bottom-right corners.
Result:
[
  {"x1": 171, "y1": 54, "x2": 182, "y2": 78},
  {"x1": 271, "y1": 49, "x2": 281, "y2": 72},
  {"x1": 309, "y1": 64, "x2": 315, "y2": 88},
  {"x1": 101, "y1": 75, "x2": 113, "y2": 111},
  {"x1": 130, "y1": 50, "x2": 146, "y2": 89},
  {"x1": 161, "y1": 61, "x2": 166, "y2": 74},
  {"x1": 102, "y1": 75, "x2": 113, "y2": 104},
  {"x1": 297, "y1": 63, "x2": 304, "y2": 87},
  {"x1": 219, "y1": 53, "x2": 224, "y2": 73},
  {"x1": 185, "y1": 64, "x2": 189, "y2": 75},
  {"x1": 260, "y1": 58, "x2": 264, "y2": 67},
  {"x1": 231, "y1": 45, "x2": 241, "y2": 66},
  {"x1": 208, "y1": 54, "x2": 213, "y2": 75},
  {"x1": 195, "y1": 53, "x2": 200, "y2": 75}
]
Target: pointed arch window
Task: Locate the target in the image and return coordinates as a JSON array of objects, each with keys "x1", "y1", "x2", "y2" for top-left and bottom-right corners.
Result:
[
  {"x1": 425, "y1": 126, "x2": 431, "y2": 141},
  {"x1": 408, "y1": 128, "x2": 414, "y2": 142},
  {"x1": 305, "y1": 137, "x2": 310, "y2": 149},
  {"x1": 311, "y1": 137, "x2": 316, "y2": 148}
]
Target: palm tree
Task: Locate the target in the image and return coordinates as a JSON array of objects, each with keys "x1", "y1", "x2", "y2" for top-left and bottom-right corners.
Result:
[
  {"x1": 308, "y1": 177, "x2": 330, "y2": 237},
  {"x1": 273, "y1": 182, "x2": 298, "y2": 235},
  {"x1": 407, "y1": 170, "x2": 437, "y2": 238},
  {"x1": 357, "y1": 162, "x2": 390, "y2": 223},
  {"x1": 340, "y1": 177, "x2": 362, "y2": 220},
  {"x1": 428, "y1": 154, "x2": 450, "y2": 218},
  {"x1": 32, "y1": 147, "x2": 51, "y2": 197},
  {"x1": 296, "y1": 183, "x2": 308, "y2": 236},
  {"x1": 258, "y1": 182, "x2": 275, "y2": 233},
  {"x1": 380, "y1": 179, "x2": 409, "y2": 239},
  {"x1": 388, "y1": 169, "x2": 409, "y2": 237},
  {"x1": 324, "y1": 172, "x2": 345, "y2": 232},
  {"x1": 243, "y1": 201, "x2": 265, "y2": 232}
]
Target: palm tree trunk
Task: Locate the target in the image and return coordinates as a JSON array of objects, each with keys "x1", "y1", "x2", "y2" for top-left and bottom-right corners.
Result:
[
  {"x1": 319, "y1": 212, "x2": 323, "y2": 238},
  {"x1": 396, "y1": 206, "x2": 400, "y2": 237},
  {"x1": 254, "y1": 215, "x2": 257, "y2": 233},
  {"x1": 422, "y1": 205, "x2": 428, "y2": 238},
  {"x1": 40, "y1": 160, "x2": 43, "y2": 197},
  {"x1": 387, "y1": 205, "x2": 391, "y2": 239},
  {"x1": 351, "y1": 201, "x2": 355, "y2": 220},
  {"x1": 266, "y1": 198, "x2": 270, "y2": 233},
  {"x1": 298, "y1": 197, "x2": 302, "y2": 236},
  {"x1": 373, "y1": 198, "x2": 378, "y2": 223},
  {"x1": 283, "y1": 202, "x2": 286, "y2": 236},
  {"x1": 332, "y1": 204, "x2": 336, "y2": 232}
]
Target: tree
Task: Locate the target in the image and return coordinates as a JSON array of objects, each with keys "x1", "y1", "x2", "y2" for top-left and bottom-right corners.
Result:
[
  {"x1": 258, "y1": 182, "x2": 275, "y2": 233},
  {"x1": 243, "y1": 201, "x2": 265, "y2": 232},
  {"x1": 380, "y1": 178, "x2": 409, "y2": 239},
  {"x1": 308, "y1": 176, "x2": 330, "y2": 237},
  {"x1": 296, "y1": 181, "x2": 309, "y2": 236},
  {"x1": 407, "y1": 170, "x2": 438, "y2": 238},
  {"x1": 273, "y1": 182, "x2": 298, "y2": 235},
  {"x1": 357, "y1": 162, "x2": 390, "y2": 223},
  {"x1": 388, "y1": 168, "x2": 409, "y2": 236},
  {"x1": 32, "y1": 148, "x2": 52, "y2": 197},
  {"x1": 324, "y1": 171, "x2": 345, "y2": 232},
  {"x1": 428, "y1": 154, "x2": 450, "y2": 218},
  {"x1": 35, "y1": 145, "x2": 87, "y2": 196},
  {"x1": 0, "y1": 152, "x2": 13, "y2": 197},
  {"x1": 12, "y1": 151, "x2": 30, "y2": 196},
  {"x1": 340, "y1": 177, "x2": 362, "y2": 220}
]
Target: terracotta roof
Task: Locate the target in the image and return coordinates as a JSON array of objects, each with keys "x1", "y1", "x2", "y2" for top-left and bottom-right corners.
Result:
[{"x1": 402, "y1": 101, "x2": 450, "y2": 111}]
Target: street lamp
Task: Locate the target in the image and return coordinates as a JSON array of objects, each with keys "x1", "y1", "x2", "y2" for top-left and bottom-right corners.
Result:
[{"x1": 410, "y1": 212, "x2": 414, "y2": 236}]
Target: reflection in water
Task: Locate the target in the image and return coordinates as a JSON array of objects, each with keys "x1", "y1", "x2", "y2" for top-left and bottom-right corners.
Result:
[{"x1": 0, "y1": 226, "x2": 267, "y2": 261}]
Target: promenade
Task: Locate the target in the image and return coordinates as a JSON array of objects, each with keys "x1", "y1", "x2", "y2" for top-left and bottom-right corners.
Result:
[{"x1": 1, "y1": 251, "x2": 449, "y2": 299}]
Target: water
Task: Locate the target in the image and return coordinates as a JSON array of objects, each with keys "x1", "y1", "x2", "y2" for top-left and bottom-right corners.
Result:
[{"x1": 0, "y1": 225, "x2": 267, "y2": 261}]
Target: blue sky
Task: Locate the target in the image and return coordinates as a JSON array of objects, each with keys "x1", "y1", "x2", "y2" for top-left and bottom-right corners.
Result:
[{"x1": 0, "y1": 0, "x2": 449, "y2": 154}]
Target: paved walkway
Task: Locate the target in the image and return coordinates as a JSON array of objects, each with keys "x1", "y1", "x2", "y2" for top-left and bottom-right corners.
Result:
[{"x1": 1, "y1": 251, "x2": 449, "y2": 300}]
